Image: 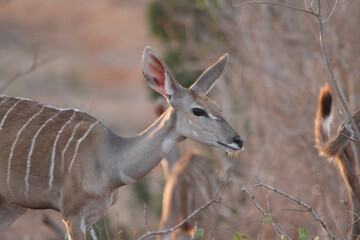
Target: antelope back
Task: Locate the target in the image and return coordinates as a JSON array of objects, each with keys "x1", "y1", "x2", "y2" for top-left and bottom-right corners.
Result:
[{"x1": 0, "y1": 96, "x2": 105, "y2": 209}]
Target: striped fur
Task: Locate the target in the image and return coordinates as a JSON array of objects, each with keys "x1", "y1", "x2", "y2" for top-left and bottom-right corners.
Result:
[
  {"x1": 0, "y1": 97, "x2": 102, "y2": 205},
  {"x1": 0, "y1": 47, "x2": 242, "y2": 240},
  {"x1": 49, "y1": 110, "x2": 77, "y2": 190},
  {"x1": 315, "y1": 84, "x2": 360, "y2": 240},
  {"x1": 0, "y1": 96, "x2": 105, "y2": 239}
]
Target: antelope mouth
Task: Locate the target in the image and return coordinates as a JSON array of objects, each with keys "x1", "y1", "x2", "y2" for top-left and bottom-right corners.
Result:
[{"x1": 217, "y1": 141, "x2": 242, "y2": 152}]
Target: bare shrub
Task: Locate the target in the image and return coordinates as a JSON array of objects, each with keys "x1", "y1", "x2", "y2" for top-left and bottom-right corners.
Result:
[{"x1": 147, "y1": 0, "x2": 360, "y2": 238}]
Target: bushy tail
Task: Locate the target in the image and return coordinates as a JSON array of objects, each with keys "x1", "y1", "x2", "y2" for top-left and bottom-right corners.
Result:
[
  {"x1": 315, "y1": 84, "x2": 360, "y2": 240},
  {"x1": 315, "y1": 84, "x2": 349, "y2": 158}
]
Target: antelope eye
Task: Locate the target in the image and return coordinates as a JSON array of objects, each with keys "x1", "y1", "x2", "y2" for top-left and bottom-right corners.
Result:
[{"x1": 192, "y1": 108, "x2": 208, "y2": 117}]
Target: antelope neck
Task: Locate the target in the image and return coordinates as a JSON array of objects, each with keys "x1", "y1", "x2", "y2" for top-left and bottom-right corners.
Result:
[{"x1": 111, "y1": 107, "x2": 183, "y2": 184}]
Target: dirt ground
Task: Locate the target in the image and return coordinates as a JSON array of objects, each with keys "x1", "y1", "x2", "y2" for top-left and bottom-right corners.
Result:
[{"x1": 0, "y1": 0, "x2": 165, "y2": 239}]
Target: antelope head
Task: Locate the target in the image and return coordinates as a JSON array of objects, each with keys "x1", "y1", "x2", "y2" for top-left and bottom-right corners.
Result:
[{"x1": 142, "y1": 46, "x2": 243, "y2": 152}]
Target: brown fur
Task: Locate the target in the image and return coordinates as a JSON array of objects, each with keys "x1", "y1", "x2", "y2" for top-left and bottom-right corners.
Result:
[
  {"x1": 158, "y1": 153, "x2": 217, "y2": 240},
  {"x1": 0, "y1": 47, "x2": 242, "y2": 240},
  {"x1": 315, "y1": 85, "x2": 360, "y2": 240}
]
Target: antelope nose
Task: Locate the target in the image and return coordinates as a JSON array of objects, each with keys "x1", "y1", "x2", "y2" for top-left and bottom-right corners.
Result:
[{"x1": 233, "y1": 136, "x2": 243, "y2": 149}]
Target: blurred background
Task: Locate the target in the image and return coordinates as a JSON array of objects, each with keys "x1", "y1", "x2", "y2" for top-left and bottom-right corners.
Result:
[{"x1": 1, "y1": 0, "x2": 360, "y2": 239}]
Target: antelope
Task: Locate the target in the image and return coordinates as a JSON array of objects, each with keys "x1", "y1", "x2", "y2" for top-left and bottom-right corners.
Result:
[
  {"x1": 0, "y1": 46, "x2": 243, "y2": 240},
  {"x1": 315, "y1": 84, "x2": 360, "y2": 240},
  {"x1": 158, "y1": 151, "x2": 217, "y2": 240},
  {"x1": 155, "y1": 100, "x2": 217, "y2": 239}
]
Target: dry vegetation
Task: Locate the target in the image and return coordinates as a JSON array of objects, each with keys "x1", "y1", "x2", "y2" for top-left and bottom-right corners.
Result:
[
  {"x1": 1, "y1": 0, "x2": 360, "y2": 239},
  {"x1": 147, "y1": 0, "x2": 360, "y2": 239}
]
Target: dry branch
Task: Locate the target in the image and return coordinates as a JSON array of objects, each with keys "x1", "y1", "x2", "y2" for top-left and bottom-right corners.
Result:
[
  {"x1": 323, "y1": 0, "x2": 339, "y2": 24},
  {"x1": 234, "y1": 0, "x2": 360, "y2": 145},
  {"x1": 254, "y1": 177, "x2": 337, "y2": 240},
  {"x1": 138, "y1": 166, "x2": 238, "y2": 240},
  {"x1": 318, "y1": 184, "x2": 346, "y2": 240},
  {"x1": 233, "y1": 1, "x2": 317, "y2": 16},
  {"x1": 0, "y1": 52, "x2": 53, "y2": 94},
  {"x1": 137, "y1": 197, "x2": 220, "y2": 240},
  {"x1": 316, "y1": 0, "x2": 360, "y2": 143},
  {"x1": 241, "y1": 185, "x2": 291, "y2": 239}
]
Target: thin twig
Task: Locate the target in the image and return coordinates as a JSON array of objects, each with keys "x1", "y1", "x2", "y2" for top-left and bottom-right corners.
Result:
[
  {"x1": 255, "y1": 177, "x2": 337, "y2": 240},
  {"x1": 318, "y1": 184, "x2": 346, "y2": 240},
  {"x1": 337, "y1": 110, "x2": 358, "y2": 142},
  {"x1": 340, "y1": 132, "x2": 358, "y2": 143},
  {"x1": 233, "y1": 1, "x2": 317, "y2": 17},
  {"x1": 192, "y1": 221, "x2": 198, "y2": 240},
  {"x1": 103, "y1": 217, "x2": 111, "y2": 240},
  {"x1": 241, "y1": 186, "x2": 291, "y2": 240},
  {"x1": 303, "y1": 0, "x2": 315, "y2": 12},
  {"x1": 341, "y1": 200, "x2": 351, "y2": 240},
  {"x1": 303, "y1": 0, "x2": 309, "y2": 10},
  {"x1": 266, "y1": 194, "x2": 274, "y2": 224},
  {"x1": 0, "y1": 53, "x2": 54, "y2": 93},
  {"x1": 268, "y1": 151, "x2": 280, "y2": 169},
  {"x1": 137, "y1": 197, "x2": 220, "y2": 240},
  {"x1": 137, "y1": 166, "x2": 238, "y2": 240},
  {"x1": 317, "y1": 0, "x2": 360, "y2": 143},
  {"x1": 282, "y1": 208, "x2": 309, "y2": 212},
  {"x1": 323, "y1": 0, "x2": 339, "y2": 24},
  {"x1": 143, "y1": 204, "x2": 151, "y2": 233},
  {"x1": 233, "y1": 0, "x2": 359, "y2": 144}
]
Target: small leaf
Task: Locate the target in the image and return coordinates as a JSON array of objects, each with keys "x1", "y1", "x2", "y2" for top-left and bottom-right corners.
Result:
[
  {"x1": 233, "y1": 233, "x2": 250, "y2": 240},
  {"x1": 312, "y1": 237, "x2": 320, "y2": 240},
  {"x1": 233, "y1": 233, "x2": 242, "y2": 240},
  {"x1": 263, "y1": 217, "x2": 274, "y2": 224},
  {"x1": 298, "y1": 228, "x2": 308, "y2": 240},
  {"x1": 194, "y1": 228, "x2": 204, "y2": 240}
]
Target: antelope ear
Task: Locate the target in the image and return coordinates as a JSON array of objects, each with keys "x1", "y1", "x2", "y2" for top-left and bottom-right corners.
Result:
[
  {"x1": 190, "y1": 54, "x2": 228, "y2": 95},
  {"x1": 142, "y1": 46, "x2": 179, "y2": 100}
]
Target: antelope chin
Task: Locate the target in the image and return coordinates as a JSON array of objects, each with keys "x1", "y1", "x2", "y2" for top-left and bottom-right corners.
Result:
[{"x1": 216, "y1": 141, "x2": 242, "y2": 152}]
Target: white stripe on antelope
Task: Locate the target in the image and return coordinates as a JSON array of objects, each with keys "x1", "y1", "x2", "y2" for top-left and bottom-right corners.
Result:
[
  {"x1": 49, "y1": 110, "x2": 77, "y2": 190},
  {"x1": 24, "y1": 110, "x2": 62, "y2": 201},
  {"x1": 7, "y1": 105, "x2": 45, "y2": 198},
  {"x1": 0, "y1": 98, "x2": 22, "y2": 130},
  {"x1": 0, "y1": 47, "x2": 243, "y2": 240}
]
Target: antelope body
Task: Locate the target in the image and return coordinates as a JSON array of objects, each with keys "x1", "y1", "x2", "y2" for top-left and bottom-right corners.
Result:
[
  {"x1": 0, "y1": 47, "x2": 243, "y2": 240},
  {"x1": 315, "y1": 84, "x2": 360, "y2": 240},
  {"x1": 158, "y1": 151, "x2": 217, "y2": 240},
  {"x1": 155, "y1": 100, "x2": 217, "y2": 239}
]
